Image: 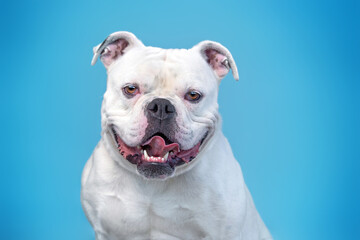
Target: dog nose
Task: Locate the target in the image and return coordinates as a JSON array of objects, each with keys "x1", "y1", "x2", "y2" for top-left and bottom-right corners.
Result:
[{"x1": 147, "y1": 98, "x2": 176, "y2": 120}]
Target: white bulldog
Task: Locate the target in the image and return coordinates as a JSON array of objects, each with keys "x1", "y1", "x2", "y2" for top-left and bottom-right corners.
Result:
[{"x1": 81, "y1": 31, "x2": 272, "y2": 240}]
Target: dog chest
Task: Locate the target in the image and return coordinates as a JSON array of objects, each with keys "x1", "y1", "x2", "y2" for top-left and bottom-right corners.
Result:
[{"x1": 94, "y1": 184, "x2": 227, "y2": 239}]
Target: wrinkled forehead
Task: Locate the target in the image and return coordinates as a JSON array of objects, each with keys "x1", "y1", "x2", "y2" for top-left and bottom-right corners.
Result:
[{"x1": 108, "y1": 47, "x2": 217, "y2": 90}]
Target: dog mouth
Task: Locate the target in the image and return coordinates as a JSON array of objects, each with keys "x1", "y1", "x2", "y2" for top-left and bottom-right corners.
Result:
[{"x1": 111, "y1": 127, "x2": 207, "y2": 178}]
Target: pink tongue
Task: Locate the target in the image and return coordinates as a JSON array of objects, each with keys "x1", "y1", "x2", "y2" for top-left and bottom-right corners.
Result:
[{"x1": 142, "y1": 136, "x2": 180, "y2": 157}]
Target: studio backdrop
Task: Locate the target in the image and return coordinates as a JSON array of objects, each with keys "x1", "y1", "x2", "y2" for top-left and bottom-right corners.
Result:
[{"x1": 1, "y1": 0, "x2": 359, "y2": 239}]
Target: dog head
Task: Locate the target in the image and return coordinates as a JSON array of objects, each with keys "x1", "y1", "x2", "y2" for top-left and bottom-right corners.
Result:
[{"x1": 91, "y1": 31, "x2": 238, "y2": 180}]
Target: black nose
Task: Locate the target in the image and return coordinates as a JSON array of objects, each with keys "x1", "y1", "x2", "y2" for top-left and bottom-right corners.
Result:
[{"x1": 147, "y1": 98, "x2": 176, "y2": 120}]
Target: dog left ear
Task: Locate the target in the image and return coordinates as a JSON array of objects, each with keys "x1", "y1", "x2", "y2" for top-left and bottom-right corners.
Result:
[
  {"x1": 193, "y1": 41, "x2": 239, "y2": 81},
  {"x1": 91, "y1": 31, "x2": 144, "y2": 68}
]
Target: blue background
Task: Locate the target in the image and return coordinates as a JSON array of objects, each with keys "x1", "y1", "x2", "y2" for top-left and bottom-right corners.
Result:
[{"x1": 2, "y1": 0, "x2": 359, "y2": 239}]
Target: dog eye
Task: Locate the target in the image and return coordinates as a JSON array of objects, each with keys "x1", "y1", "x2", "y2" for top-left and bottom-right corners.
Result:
[
  {"x1": 184, "y1": 91, "x2": 202, "y2": 102},
  {"x1": 123, "y1": 84, "x2": 139, "y2": 97}
]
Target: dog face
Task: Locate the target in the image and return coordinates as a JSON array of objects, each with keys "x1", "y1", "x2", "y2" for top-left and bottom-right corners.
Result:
[{"x1": 91, "y1": 32, "x2": 238, "y2": 180}]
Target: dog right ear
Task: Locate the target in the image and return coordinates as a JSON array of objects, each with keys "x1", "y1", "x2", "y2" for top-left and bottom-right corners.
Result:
[{"x1": 91, "y1": 31, "x2": 144, "y2": 69}]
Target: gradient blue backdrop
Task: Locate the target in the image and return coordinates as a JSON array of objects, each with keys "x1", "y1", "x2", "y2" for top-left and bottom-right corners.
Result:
[{"x1": 2, "y1": 0, "x2": 359, "y2": 239}]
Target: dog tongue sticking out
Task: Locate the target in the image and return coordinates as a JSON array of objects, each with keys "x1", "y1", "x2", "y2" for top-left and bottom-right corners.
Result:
[{"x1": 142, "y1": 136, "x2": 180, "y2": 157}]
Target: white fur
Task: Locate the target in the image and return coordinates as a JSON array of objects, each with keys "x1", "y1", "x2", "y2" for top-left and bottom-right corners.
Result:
[{"x1": 81, "y1": 32, "x2": 272, "y2": 240}]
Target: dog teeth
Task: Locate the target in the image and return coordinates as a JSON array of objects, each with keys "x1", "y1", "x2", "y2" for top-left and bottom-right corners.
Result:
[
  {"x1": 164, "y1": 152, "x2": 169, "y2": 160},
  {"x1": 144, "y1": 149, "x2": 149, "y2": 160},
  {"x1": 143, "y1": 150, "x2": 166, "y2": 163}
]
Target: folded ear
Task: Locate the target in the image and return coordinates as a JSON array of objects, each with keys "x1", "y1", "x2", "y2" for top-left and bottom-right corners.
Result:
[
  {"x1": 193, "y1": 41, "x2": 239, "y2": 81},
  {"x1": 91, "y1": 31, "x2": 144, "y2": 68}
]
